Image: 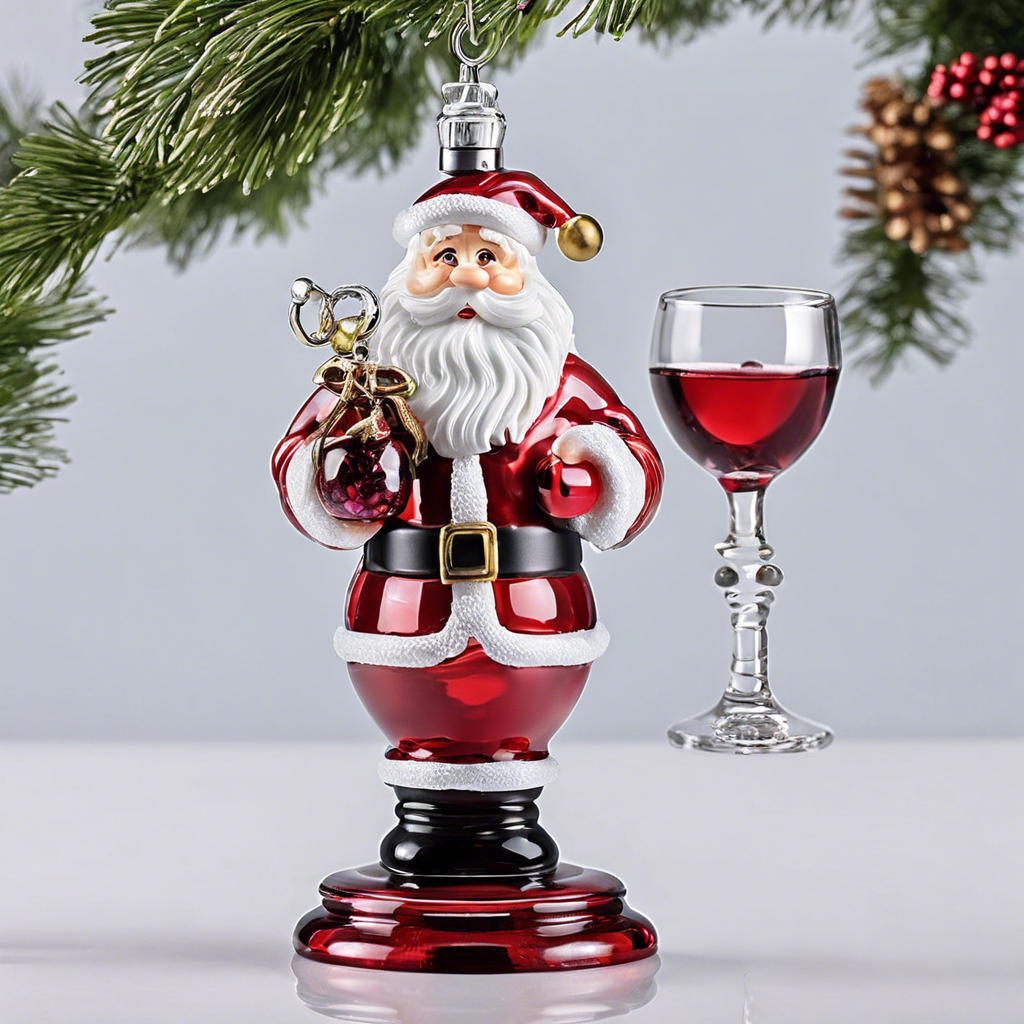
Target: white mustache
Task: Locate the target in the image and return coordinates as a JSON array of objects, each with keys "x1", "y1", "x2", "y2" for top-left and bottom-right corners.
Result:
[{"x1": 399, "y1": 283, "x2": 544, "y2": 329}]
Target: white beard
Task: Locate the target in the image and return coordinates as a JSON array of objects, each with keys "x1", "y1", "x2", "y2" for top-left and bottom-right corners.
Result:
[{"x1": 372, "y1": 250, "x2": 575, "y2": 460}]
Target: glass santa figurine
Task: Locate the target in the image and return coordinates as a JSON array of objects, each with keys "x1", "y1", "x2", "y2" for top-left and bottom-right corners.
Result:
[{"x1": 272, "y1": 60, "x2": 663, "y2": 973}]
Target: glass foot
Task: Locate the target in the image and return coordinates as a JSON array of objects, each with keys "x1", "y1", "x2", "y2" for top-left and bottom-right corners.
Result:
[{"x1": 668, "y1": 696, "x2": 833, "y2": 754}]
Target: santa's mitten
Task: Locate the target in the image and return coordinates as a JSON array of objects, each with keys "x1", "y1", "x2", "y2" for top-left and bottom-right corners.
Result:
[
  {"x1": 535, "y1": 453, "x2": 600, "y2": 519},
  {"x1": 552, "y1": 424, "x2": 646, "y2": 550}
]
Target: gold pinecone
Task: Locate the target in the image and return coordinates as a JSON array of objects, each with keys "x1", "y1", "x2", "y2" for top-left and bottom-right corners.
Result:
[{"x1": 841, "y1": 78, "x2": 975, "y2": 254}]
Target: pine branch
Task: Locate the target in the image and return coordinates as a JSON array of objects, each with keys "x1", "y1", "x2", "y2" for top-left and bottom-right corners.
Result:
[
  {"x1": 0, "y1": 80, "x2": 43, "y2": 186},
  {"x1": 0, "y1": 282, "x2": 109, "y2": 493},
  {"x1": 839, "y1": 96, "x2": 1024, "y2": 381},
  {"x1": 839, "y1": 223, "x2": 974, "y2": 382},
  {"x1": 865, "y1": 0, "x2": 1024, "y2": 63},
  {"x1": 0, "y1": 356, "x2": 73, "y2": 493},
  {"x1": 0, "y1": 104, "x2": 151, "y2": 301}
]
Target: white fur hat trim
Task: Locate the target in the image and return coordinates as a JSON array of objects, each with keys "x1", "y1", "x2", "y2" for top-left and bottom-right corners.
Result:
[{"x1": 393, "y1": 193, "x2": 547, "y2": 254}]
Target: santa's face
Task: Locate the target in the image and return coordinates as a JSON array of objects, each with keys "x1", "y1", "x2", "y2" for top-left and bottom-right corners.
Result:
[
  {"x1": 373, "y1": 224, "x2": 574, "y2": 460},
  {"x1": 406, "y1": 225, "x2": 525, "y2": 302}
]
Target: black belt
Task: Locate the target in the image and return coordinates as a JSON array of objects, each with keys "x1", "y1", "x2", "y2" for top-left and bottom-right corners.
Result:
[{"x1": 363, "y1": 523, "x2": 583, "y2": 583}]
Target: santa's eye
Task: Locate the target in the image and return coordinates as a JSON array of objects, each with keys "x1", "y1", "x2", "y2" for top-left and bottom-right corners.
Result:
[
  {"x1": 434, "y1": 248, "x2": 458, "y2": 266},
  {"x1": 476, "y1": 249, "x2": 496, "y2": 265}
]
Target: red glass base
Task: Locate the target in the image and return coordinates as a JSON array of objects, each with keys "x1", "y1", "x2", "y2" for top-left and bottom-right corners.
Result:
[{"x1": 294, "y1": 862, "x2": 657, "y2": 973}]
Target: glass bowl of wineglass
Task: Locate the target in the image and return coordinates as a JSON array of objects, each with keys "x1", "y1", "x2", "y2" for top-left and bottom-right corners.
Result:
[{"x1": 649, "y1": 286, "x2": 841, "y2": 753}]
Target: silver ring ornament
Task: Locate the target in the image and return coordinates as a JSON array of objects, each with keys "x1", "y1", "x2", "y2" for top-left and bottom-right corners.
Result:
[{"x1": 289, "y1": 279, "x2": 380, "y2": 348}]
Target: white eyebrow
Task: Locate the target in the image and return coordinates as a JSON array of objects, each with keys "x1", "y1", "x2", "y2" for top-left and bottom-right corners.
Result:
[
  {"x1": 421, "y1": 224, "x2": 463, "y2": 250},
  {"x1": 478, "y1": 227, "x2": 515, "y2": 255}
]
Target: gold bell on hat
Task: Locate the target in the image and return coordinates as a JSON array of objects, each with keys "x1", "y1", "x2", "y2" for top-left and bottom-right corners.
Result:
[{"x1": 557, "y1": 214, "x2": 604, "y2": 261}]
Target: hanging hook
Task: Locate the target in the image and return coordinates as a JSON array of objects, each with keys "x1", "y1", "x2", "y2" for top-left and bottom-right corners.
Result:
[
  {"x1": 289, "y1": 278, "x2": 379, "y2": 354},
  {"x1": 450, "y1": 0, "x2": 502, "y2": 73}
]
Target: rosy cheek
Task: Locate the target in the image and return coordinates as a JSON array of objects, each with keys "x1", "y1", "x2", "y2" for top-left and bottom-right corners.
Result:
[
  {"x1": 488, "y1": 268, "x2": 525, "y2": 295},
  {"x1": 407, "y1": 265, "x2": 452, "y2": 296}
]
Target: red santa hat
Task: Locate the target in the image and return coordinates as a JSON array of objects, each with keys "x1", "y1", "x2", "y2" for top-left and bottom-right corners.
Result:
[{"x1": 392, "y1": 170, "x2": 603, "y2": 261}]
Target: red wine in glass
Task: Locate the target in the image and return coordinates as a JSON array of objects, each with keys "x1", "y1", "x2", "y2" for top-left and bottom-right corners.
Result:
[{"x1": 649, "y1": 363, "x2": 838, "y2": 492}]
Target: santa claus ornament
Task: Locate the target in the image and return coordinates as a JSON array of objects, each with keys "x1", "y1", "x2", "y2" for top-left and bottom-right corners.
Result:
[{"x1": 273, "y1": 16, "x2": 663, "y2": 973}]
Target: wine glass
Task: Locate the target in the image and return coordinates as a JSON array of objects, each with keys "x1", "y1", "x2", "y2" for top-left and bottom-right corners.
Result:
[{"x1": 649, "y1": 286, "x2": 841, "y2": 753}]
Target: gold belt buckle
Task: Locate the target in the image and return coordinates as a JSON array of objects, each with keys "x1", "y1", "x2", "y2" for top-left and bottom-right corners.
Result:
[{"x1": 439, "y1": 522, "x2": 499, "y2": 585}]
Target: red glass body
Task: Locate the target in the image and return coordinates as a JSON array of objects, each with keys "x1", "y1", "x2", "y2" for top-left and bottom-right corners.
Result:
[
  {"x1": 295, "y1": 862, "x2": 657, "y2": 973},
  {"x1": 270, "y1": 354, "x2": 662, "y2": 764},
  {"x1": 346, "y1": 571, "x2": 596, "y2": 761},
  {"x1": 350, "y1": 647, "x2": 591, "y2": 762},
  {"x1": 650, "y1": 364, "x2": 838, "y2": 491}
]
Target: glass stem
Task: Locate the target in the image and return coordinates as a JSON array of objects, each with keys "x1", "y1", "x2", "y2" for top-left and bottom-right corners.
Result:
[{"x1": 716, "y1": 488, "x2": 781, "y2": 704}]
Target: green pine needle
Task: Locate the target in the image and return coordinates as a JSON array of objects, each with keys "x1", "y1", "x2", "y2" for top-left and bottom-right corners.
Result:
[
  {"x1": 0, "y1": 104, "x2": 149, "y2": 301},
  {"x1": 0, "y1": 281, "x2": 109, "y2": 493}
]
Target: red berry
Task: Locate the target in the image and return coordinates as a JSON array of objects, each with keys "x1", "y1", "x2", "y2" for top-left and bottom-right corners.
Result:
[
  {"x1": 950, "y1": 82, "x2": 966, "y2": 99},
  {"x1": 994, "y1": 131, "x2": 1016, "y2": 147},
  {"x1": 979, "y1": 69, "x2": 995, "y2": 86},
  {"x1": 984, "y1": 55, "x2": 1000, "y2": 70},
  {"x1": 1005, "y1": 112, "x2": 1019, "y2": 127},
  {"x1": 960, "y1": 51, "x2": 976, "y2": 65},
  {"x1": 1001, "y1": 53, "x2": 1017, "y2": 70},
  {"x1": 978, "y1": 124, "x2": 994, "y2": 140}
]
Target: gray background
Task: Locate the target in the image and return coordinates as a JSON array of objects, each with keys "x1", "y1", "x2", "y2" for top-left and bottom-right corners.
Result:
[{"x1": 2, "y1": 4, "x2": 1021, "y2": 740}]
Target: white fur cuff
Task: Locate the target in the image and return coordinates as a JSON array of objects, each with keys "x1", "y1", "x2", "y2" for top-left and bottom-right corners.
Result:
[
  {"x1": 378, "y1": 754, "x2": 560, "y2": 792},
  {"x1": 553, "y1": 424, "x2": 646, "y2": 550},
  {"x1": 284, "y1": 442, "x2": 381, "y2": 551}
]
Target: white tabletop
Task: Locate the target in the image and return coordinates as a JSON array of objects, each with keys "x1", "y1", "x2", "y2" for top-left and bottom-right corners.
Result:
[{"x1": 1, "y1": 741, "x2": 1021, "y2": 1022}]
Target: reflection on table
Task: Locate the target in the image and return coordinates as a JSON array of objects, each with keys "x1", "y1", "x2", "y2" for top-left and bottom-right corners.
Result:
[{"x1": 292, "y1": 954, "x2": 660, "y2": 1023}]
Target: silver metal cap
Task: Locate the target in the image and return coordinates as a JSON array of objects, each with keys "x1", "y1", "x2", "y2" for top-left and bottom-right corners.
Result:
[{"x1": 437, "y1": 72, "x2": 506, "y2": 175}]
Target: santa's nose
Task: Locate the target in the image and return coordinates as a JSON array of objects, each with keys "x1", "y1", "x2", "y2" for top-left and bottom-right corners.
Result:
[{"x1": 449, "y1": 264, "x2": 490, "y2": 290}]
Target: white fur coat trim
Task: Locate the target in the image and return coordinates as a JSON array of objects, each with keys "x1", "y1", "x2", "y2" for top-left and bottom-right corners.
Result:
[
  {"x1": 334, "y1": 578, "x2": 609, "y2": 668},
  {"x1": 377, "y1": 753, "x2": 560, "y2": 791}
]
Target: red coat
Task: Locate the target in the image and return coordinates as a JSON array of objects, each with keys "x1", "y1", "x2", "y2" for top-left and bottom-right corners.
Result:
[{"x1": 273, "y1": 353, "x2": 662, "y2": 665}]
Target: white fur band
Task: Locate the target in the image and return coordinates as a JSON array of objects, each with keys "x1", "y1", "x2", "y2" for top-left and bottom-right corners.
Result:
[
  {"x1": 378, "y1": 753, "x2": 560, "y2": 791},
  {"x1": 393, "y1": 194, "x2": 547, "y2": 254},
  {"x1": 553, "y1": 424, "x2": 647, "y2": 550}
]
